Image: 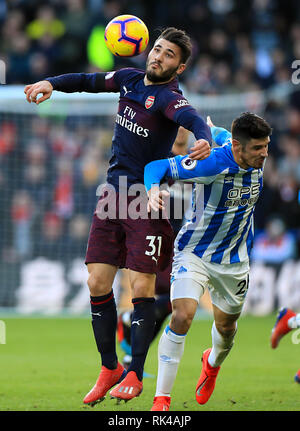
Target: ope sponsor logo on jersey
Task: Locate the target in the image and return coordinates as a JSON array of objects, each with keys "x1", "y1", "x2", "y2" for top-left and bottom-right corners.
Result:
[
  {"x1": 225, "y1": 183, "x2": 260, "y2": 207},
  {"x1": 116, "y1": 105, "x2": 149, "y2": 137}
]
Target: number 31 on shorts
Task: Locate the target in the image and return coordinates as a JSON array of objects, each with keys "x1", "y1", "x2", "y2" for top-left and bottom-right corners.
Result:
[{"x1": 145, "y1": 235, "x2": 162, "y2": 263}]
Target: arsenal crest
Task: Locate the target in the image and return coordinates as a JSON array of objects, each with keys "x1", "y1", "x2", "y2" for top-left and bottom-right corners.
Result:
[{"x1": 145, "y1": 95, "x2": 155, "y2": 109}]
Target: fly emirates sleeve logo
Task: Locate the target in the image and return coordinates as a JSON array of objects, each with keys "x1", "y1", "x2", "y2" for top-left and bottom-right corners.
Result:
[{"x1": 115, "y1": 105, "x2": 149, "y2": 138}]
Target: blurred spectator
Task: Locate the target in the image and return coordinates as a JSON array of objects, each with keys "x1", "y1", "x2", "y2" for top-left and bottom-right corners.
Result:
[
  {"x1": 26, "y1": 5, "x2": 65, "y2": 41},
  {"x1": 208, "y1": 0, "x2": 234, "y2": 16},
  {"x1": 25, "y1": 141, "x2": 47, "y2": 166},
  {"x1": 31, "y1": 116, "x2": 51, "y2": 140},
  {"x1": 11, "y1": 190, "x2": 34, "y2": 259},
  {"x1": 67, "y1": 213, "x2": 90, "y2": 258},
  {"x1": 255, "y1": 47, "x2": 275, "y2": 88},
  {"x1": 34, "y1": 212, "x2": 65, "y2": 260},
  {"x1": 43, "y1": 212, "x2": 63, "y2": 241},
  {"x1": 23, "y1": 163, "x2": 48, "y2": 205},
  {"x1": 182, "y1": 2, "x2": 212, "y2": 44},
  {"x1": 22, "y1": 119, "x2": 53, "y2": 207},
  {"x1": 62, "y1": 0, "x2": 92, "y2": 38},
  {"x1": 212, "y1": 61, "x2": 231, "y2": 93},
  {"x1": 57, "y1": 0, "x2": 94, "y2": 72},
  {"x1": 28, "y1": 52, "x2": 51, "y2": 83},
  {"x1": 251, "y1": 215, "x2": 297, "y2": 265},
  {"x1": 53, "y1": 158, "x2": 74, "y2": 219},
  {"x1": 277, "y1": 134, "x2": 300, "y2": 183},
  {"x1": 250, "y1": 0, "x2": 279, "y2": 52},
  {"x1": 0, "y1": 121, "x2": 16, "y2": 156},
  {"x1": 207, "y1": 29, "x2": 233, "y2": 64},
  {"x1": 6, "y1": 32, "x2": 31, "y2": 83},
  {"x1": 50, "y1": 124, "x2": 82, "y2": 158},
  {"x1": 25, "y1": 5, "x2": 65, "y2": 77},
  {"x1": 74, "y1": 145, "x2": 106, "y2": 215},
  {"x1": 1, "y1": 9, "x2": 25, "y2": 52},
  {"x1": 232, "y1": 68, "x2": 256, "y2": 93},
  {"x1": 276, "y1": 175, "x2": 300, "y2": 228},
  {"x1": 185, "y1": 55, "x2": 215, "y2": 94}
]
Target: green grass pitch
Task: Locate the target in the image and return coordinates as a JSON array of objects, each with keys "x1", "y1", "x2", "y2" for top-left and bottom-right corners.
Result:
[{"x1": 0, "y1": 314, "x2": 299, "y2": 411}]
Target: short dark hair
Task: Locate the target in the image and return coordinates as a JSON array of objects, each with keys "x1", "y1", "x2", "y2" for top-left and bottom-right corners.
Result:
[
  {"x1": 156, "y1": 27, "x2": 192, "y2": 64},
  {"x1": 231, "y1": 112, "x2": 272, "y2": 147}
]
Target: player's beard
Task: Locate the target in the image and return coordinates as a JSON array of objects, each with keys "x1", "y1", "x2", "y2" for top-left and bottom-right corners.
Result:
[
  {"x1": 240, "y1": 151, "x2": 266, "y2": 169},
  {"x1": 145, "y1": 61, "x2": 179, "y2": 83}
]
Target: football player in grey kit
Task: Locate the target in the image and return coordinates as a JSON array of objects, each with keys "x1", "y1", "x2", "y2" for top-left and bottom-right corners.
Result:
[{"x1": 24, "y1": 27, "x2": 212, "y2": 405}]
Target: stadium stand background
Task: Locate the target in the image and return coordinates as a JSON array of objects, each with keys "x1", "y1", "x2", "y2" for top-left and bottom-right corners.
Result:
[{"x1": 1, "y1": 0, "x2": 300, "y2": 314}]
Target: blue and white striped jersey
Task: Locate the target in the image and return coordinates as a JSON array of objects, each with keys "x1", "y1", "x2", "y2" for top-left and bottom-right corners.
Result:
[{"x1": 144, "y1": 130, "x2": 264, "y2": 264}]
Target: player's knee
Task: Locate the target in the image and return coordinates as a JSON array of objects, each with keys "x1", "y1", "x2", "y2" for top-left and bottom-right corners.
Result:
[
  {"x1": 170, "y1": 308, "x2": 194, "y2": 334},
  {"x1": 87, "y1": 271, "x2": 111, "y2": 296},
  {"x1": 131, "y1": 274, "x2": 156, "y2": 298}
]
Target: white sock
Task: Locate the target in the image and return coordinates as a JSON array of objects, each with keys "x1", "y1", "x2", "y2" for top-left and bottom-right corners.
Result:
[
  {"x1": 155, "y1": 325, "x2": 186, "y2": 397},
  {"x1": 208, "y1": 321, "x2": 237, "y2": 368},
  {"x1": 288, "y1": 313, "x2": 300, "y2": 329}
]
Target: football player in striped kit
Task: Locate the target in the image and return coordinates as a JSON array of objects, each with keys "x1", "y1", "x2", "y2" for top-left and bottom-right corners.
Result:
[{"x1": 144, "y1": 112, "x2": 272, "y2": 411}]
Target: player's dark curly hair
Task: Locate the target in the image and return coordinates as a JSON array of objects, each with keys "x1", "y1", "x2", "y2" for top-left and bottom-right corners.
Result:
[
  {"x1": 157, "y1": 27, "x2": 192, "y2": 64},
  {"x1": 231, "y1": 112, "x2": 272, "y2": 147}
]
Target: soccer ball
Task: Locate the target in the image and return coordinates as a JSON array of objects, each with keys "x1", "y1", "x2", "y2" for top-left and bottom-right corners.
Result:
[{"x1": 104, "y1": 14, "x2": 149, "y2": 57}]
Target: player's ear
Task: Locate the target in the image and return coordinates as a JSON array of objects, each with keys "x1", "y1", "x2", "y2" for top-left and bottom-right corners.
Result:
[
  {"x1": 232, "y1": 138, "x2": 242, "y2": 152},
  {"x1": 177, "y1": 63, "x2": 186, "y2": 75}
]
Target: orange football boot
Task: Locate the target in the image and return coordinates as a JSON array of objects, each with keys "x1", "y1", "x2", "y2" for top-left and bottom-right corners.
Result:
[
  {"x1": 195, "y1": 348, "x2": 220, "y2": 405},
  {"x1": 83, "y1": 362, "x2": 126, "y2": 406},
  {"x1": 271, "y1": 308, "x2": 296, "y2": 349},
  {"x1": 110, "y1": 371, "x2": 143, "y2": 401},
  {"x1": 151, "y1": 396, "x2": 171, "y2": 411}
]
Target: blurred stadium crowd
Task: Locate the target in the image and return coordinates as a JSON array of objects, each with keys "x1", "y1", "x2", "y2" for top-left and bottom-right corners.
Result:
[
  {"x1": 1, "y1": 0, "x2": 300, "y2": 90},
  {"x1": 1, "y1": 0, "x2": 300, "y2": 272}
]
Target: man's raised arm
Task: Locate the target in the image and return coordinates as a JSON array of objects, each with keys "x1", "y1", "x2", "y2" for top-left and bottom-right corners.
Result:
[{"x1": 24, "y1": 72, "x2": 108, "y2": 104}]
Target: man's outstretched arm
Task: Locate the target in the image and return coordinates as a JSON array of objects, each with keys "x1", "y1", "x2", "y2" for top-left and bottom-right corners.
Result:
[
  {"x1": 144, "y1": 117, "x2": 232, "y2": 211},
  {"x1": 24, "y1": 72, "x2": 108, "y2": 104}
]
